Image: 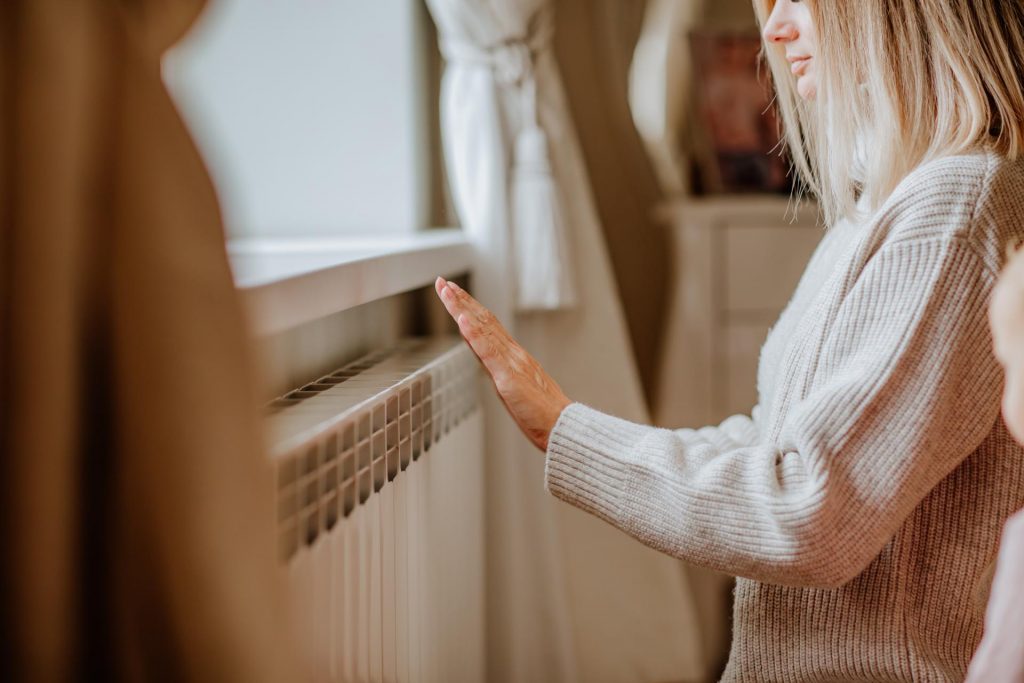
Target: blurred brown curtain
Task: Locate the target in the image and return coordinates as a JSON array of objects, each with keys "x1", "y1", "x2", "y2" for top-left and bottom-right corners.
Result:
[
  {"x1": 0, "y1": 1, "x2": 302, "y2": 680},
  {"x1": 554, "y1": 0, "x2": 670, "y2": 407}
]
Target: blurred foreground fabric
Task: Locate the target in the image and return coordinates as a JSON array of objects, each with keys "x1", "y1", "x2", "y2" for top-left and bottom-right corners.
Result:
[{"x1": 0, "y1": 1, "x2": 302, "y2": 679}]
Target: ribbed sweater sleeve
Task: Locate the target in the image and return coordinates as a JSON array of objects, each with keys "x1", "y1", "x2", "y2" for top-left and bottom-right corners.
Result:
[
  {"x1": 545, "y1": 237, "x2": 1001, "y2": 588},
  {"x1": 675, "y1": 409, "x2": 762, "y2": 454}
]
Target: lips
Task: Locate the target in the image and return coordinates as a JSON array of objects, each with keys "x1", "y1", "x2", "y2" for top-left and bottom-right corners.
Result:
[{"x1": 788, "y1": 55, "x2": 811, "y2": 75}]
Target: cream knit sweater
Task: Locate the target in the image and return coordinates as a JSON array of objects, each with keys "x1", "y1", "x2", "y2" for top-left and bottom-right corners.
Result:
[{"x1": 545, "y1": 152, "x2": 1024, "y2": 682}]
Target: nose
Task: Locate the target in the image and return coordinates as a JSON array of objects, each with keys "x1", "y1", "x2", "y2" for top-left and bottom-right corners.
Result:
[{"x1": 763, "y1": 2, "x2": 799, "y2": 44}]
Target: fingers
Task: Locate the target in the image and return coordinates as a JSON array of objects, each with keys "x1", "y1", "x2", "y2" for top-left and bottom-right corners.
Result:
[
  {"x1": 443, "y1": 280, "x2": 501, "y2": 331},
  {"x1": 453, "y1": 289, "x2": 517, "y2": 364},
  {"x1": 435, "y1": 276, "x2": 471, "y2": 323},
  {"x1": 456, "y1": 307, "x2": 510, "y2": 367},
  {"x1": 434, "y1": 277, "x2": 507, "y2": 338},
  {"x1": 433, "y1": 277, "x2": 518, "y2": 377},
  {"x1": 434, "y1": 276, "x2": 490, "y2": 348}
]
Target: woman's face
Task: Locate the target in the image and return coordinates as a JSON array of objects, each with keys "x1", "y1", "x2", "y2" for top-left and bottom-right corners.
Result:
[
  {"x1": 763, "y1": 0, "x2": 818, "y2": 100},
  {"x1": 991, "y1": 247, "x2": 1024, "y2": 444}
]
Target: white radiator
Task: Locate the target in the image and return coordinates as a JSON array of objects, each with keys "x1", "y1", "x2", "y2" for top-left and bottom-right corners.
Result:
[{"x1": 268, "y1": 338, "x2": 485, "y2": 683}]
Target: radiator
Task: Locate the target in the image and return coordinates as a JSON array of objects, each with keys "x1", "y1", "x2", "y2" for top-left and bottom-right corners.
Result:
[{"x1": 268, "y1": 338, "x2": 485, "y2": 683}]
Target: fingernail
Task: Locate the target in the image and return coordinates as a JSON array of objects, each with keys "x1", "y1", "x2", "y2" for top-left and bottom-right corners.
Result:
[{"x1": 448, "y1": 281, "x2": 462, "y2": 292}]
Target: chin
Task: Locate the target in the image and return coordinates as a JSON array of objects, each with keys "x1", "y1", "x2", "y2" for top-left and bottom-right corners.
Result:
[{"x1": 797, "y1": 79, "x2": 817, "y2": 101}]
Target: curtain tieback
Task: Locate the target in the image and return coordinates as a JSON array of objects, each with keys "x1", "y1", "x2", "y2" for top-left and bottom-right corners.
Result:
[{"x1": 441, "y1": 7, "x2": 577, "y2": 312}]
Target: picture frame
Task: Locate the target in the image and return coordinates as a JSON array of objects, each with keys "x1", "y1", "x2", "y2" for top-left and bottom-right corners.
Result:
[{"x1": 687, "y1": 31, "x2": 790, "y2": 195}]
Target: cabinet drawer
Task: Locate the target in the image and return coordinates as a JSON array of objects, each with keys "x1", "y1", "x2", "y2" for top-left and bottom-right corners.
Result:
[{"x1": 723, "y1": 225, "x2": 821, "y2": 314}]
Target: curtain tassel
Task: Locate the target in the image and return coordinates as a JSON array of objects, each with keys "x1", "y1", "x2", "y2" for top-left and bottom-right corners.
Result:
[{"x1": 511, "y1": 123, "x2": 576, "y2": 311}]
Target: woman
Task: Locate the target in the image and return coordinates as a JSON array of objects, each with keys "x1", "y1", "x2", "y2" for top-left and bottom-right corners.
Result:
[
  {"x1": 966, "y1": 248, "x2": 1024, "y2": 682},
  {"x1": 437, "y1": 0, "x2": 1024, "y2": 680}
]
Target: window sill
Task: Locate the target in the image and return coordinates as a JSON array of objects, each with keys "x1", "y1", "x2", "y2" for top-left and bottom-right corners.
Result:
[{"x1": 229, "y1": 229, "x2": 471, "y2": 335}]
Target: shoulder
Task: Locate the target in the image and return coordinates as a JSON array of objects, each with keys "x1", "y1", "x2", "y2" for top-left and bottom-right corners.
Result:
[{"x1": 874, "y1": 152, "x2": 1024, "y2": 273}]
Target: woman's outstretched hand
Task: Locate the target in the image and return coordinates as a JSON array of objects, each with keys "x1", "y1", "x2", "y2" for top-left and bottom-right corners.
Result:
[{"x1": 434, "y1": 277, "x2": 571, "y2": 451}]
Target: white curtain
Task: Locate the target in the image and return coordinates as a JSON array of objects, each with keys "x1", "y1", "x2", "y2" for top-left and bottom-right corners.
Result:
[{"x1": 425, "y1": 1, "x2": 706, "y2": 681}]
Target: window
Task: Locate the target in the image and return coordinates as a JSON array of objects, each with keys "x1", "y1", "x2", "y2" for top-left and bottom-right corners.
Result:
[{"x1": 163, "y1": 0, "x2": 437, "y2": 238}]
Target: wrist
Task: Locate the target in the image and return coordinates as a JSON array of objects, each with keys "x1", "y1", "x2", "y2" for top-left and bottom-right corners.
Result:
[{"x1": 544, "y1": 397, "x2": 573, "y2": 450}]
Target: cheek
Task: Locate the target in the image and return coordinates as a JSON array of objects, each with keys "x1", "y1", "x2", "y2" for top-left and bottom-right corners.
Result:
[{"x1": 794, "y1": 6, "x2": 818, "y2": 56}]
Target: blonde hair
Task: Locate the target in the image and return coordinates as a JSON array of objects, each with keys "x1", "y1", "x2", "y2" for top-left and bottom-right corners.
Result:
[{"x1": 754, "y1": 0, "x2": 1024, "y2": 226}]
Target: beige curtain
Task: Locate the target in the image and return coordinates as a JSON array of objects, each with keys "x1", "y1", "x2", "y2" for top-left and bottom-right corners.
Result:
[
  {"x1": 0, "y1": 1, "x2": 302, "y2": 679},
  {"x1": 553, "y1": 0, "x2": 672, "y2": 403}
]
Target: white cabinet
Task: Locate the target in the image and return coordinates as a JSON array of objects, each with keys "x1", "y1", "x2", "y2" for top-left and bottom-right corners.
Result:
[{"x1": 654, "y1": 197, "x2": 821, "y2": 428}]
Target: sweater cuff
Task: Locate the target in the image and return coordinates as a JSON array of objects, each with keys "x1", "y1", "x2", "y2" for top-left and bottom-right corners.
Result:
[{"x1": 544, "y1": 402, "x2": 650, "y2": 528}]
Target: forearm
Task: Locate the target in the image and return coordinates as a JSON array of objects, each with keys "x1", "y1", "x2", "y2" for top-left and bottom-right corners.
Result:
[{"x1": 545, "y1": 403, "x2": 878, "y2": 588}]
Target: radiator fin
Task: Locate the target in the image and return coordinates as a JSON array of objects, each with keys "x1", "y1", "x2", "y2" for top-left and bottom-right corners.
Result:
[{"x1": 268, "y1": 338, "x2": 484, "y2": 682}]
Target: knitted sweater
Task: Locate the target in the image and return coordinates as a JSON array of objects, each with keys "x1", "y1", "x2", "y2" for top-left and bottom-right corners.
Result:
[{"x1": 545, "y1": 152, "x2": 1024, "y2": 682}]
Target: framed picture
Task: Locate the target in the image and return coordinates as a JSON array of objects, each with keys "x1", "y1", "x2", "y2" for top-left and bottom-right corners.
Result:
[{"x1": 688, "y1": 31, "x2": 790, "y2": 194}]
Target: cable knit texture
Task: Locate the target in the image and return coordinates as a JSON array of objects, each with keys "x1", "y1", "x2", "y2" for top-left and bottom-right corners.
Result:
[{"x1": 545, "y1": 152, "x2": 1024, "y2": 682}]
